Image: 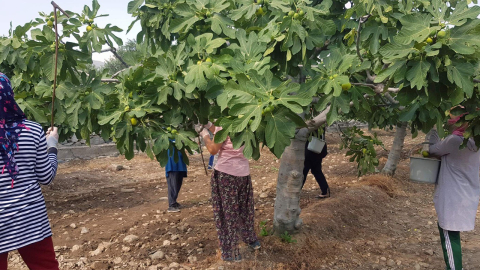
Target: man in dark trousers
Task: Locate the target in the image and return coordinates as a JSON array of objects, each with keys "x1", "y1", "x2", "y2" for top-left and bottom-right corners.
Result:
[
  {"x1": 165, "y1": 141, "x2": 187, "y2": 213},
  {"x1": 302, "y1": 129, "x2": 329, "y2": 198}
]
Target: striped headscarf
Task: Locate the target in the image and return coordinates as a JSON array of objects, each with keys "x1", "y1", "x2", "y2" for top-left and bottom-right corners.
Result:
[{"x1": 0, "y1": 73, "x2": 28, "y2": 188}]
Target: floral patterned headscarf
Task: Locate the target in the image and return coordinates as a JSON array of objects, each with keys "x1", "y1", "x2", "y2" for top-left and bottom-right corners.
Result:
[
  {"x1": 0, "y1": 73, "x2": 28, "y2": 188},
  {"x1": 447, "y1": 106, "x2": 468, "y2": 137}
]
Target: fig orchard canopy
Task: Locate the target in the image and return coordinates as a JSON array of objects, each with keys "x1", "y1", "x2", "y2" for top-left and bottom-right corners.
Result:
[{"x1": 0, "y1": 0, "x2": 479, "y2": 173}]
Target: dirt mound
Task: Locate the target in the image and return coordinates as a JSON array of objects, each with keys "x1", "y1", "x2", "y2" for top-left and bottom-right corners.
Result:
[
  {"x1": 221, "y1": 184, "x2": 394, "y2": 270},
  {"x1": 360, "y1": 174, "x2": 404, "y2": 198}
]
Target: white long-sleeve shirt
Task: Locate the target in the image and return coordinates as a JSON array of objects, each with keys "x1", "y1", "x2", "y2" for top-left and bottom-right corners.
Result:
[
  {"x1": 429, "y1": 130, "x2": 480, "y2": 231},
  {"x1": 0, "y1": 120, "x2": 58, "y2": 253}
]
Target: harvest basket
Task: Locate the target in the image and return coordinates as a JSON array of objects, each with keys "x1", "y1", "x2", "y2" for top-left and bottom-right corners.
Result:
[
  {"x1": 307, "y1": 136, "x2": 325, "y2": 154},
  {"x1": 409, "y1": 143, "x2": 441, "y2": 184}
]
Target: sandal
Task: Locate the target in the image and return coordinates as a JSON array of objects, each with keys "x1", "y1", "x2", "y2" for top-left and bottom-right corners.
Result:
[
  {"x1": 248, "y1": 240, "x2": 261, "y2": 250},
  {"x1": 315, "y1": 188, "x2": 330, "y2": 199},
  {"x1": 223, "y1": 254, "x2": 242, "y2": 262}
]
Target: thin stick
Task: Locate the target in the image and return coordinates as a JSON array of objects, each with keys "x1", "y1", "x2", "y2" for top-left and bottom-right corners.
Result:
[
  {"x1": 50, "y1": 1, "x2": 70, "y2": 129},
  {"x1": 51, "y1": 1, "x2": 69, "y2": 17},
  {"x1": 197, "y1": 134, "x2": 208, "y2": 176}
]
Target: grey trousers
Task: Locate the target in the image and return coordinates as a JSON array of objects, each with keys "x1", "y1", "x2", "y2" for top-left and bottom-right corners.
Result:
[{"x1": 167, "y1": 172, "x2": 184, "y2": 207}]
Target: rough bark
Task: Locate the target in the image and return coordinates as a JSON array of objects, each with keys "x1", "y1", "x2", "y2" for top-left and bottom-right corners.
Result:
[
  {"x1": 382, "y1": 122, "x2": 408, "y2": 176},
  {"x1": 273, "y1": 138, "x2": 305, "y2": 234},
  {"x1": 273, "y1": 108, "x2": 329, "y2": 234}
]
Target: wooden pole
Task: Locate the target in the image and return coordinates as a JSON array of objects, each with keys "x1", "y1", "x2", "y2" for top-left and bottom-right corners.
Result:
[
  {"x1": 50, "y1": 1, "x2": 70, "y2": 129},
  {"x1": 197, "y1": 134, "x2": 209, "y2": 176}
]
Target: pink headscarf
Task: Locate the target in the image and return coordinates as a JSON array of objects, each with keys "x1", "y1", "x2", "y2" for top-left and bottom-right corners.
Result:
[{"x1": 448, "y1": 112, "x2": 468, "y2": 136}]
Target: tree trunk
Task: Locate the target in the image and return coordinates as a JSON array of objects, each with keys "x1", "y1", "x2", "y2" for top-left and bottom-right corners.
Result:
[
  {"x1": 381, "y1": 122, "x2": 408, "y2": 176},
  {"x1": 273, "y1": 108, "x2": 329, "y2": 234},
  {"x1": 273, "y1": 138, "x2": 305, "y2": 234}
]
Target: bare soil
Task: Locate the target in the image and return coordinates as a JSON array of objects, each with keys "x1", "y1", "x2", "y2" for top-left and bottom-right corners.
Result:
[{"x1": 6, "y1": 130, "x2": 480, "y2": 270}]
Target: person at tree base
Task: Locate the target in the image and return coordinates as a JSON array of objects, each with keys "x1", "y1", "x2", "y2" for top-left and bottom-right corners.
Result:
[
  {"x1": 165, "y1": 141, "x2": 187, "y2": 213},
  {"x1": 428, "y1": 107, "x2": 480, "y2": 270},
  {"x1": 302, "y1": 128, "x2": 329, "y2": 198},
  {"x1": 207, "y1": 153, "x2": 219, "y2": 170},
  {"x1": 197, "y1": 122, "x2": 260, "y2": 262},
  {"x1": 0, "y1": 73, "x2": 60, "y2": 269},
  {"x1": 205, "y1": 124, "x2": 218, "y2": 170}
]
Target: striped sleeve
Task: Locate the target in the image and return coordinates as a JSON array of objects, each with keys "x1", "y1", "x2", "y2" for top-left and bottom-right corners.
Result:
[{"x1": 34, "y1": 129, "x2": 58, "y2": 185}]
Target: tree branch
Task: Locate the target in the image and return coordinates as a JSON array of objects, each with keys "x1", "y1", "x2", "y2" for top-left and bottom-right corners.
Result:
[
  {"x1": 351, "y1": 82, "x2": 399, "y2": 93},
  {"x1": 101, "y1": 79, "x2": 120, "y2": 83},
  {"x1": 355, "y1": 15, "x2": 375, "y2": 82},
  {"x1": 474, "y1": 79, "x2": 480, "y2": 83},
  {"x1": 387, "y1": 87, "x2": 400, "y2": 93},
  {"x1": 355, "y1": 15, "x2": 371, "y2": 63},
  {"x1": 309, "y1": 40, "x2": 330, "y2": 60},
  {"x1": 105, "y1": 41, "x2": 129, "y2": 68},
  {"x1": 306, "y1": 106, "x2": 330, "y2": 132},
  {"x1": 111, "y1": 68, "x2": 129, "y2": 79},
  {"x1": 352, "y1": 82, "x2": 375, "y2": 88}
]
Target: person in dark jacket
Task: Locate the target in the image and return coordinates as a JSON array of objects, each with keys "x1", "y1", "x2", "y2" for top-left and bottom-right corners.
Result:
[
  {"x1": 302, "y1": 129, "x2": 329, "y2": 198},
  {"x1": 165, "y1": 141, "x2": 187, "y2": 213}
]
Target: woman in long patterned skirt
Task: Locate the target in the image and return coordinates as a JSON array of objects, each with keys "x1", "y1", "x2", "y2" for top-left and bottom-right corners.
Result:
[{"x1": 197, "y1": 122, "x2": 260, "y2": 261}]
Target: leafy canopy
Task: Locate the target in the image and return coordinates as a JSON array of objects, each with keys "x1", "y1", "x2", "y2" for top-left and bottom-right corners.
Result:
[{"x1": 2, "y1": 0, "x2": 480, "y2": 172}]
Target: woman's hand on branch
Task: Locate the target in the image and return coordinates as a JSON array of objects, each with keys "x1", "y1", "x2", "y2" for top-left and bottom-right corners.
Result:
[
  {"x1": 46, "y1": 127, "x2": 59, "y2": 149},
  {"x1": 195, "y1": 121, "x2": 213, "y2": 138},
  {"x1": 194, "y1": 123, "x2": 204, "y2": 133}
]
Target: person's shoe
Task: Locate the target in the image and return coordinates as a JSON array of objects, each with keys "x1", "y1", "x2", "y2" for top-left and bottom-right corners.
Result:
[
  {"x1": 167, "y1": 207, "x2": 180, "y2": 213},
  {"x1": 173, "y1": 203, "x2": 182, "y2": 209},
  {"x1": 248, "y1": 240, "x2": 261, "y2": 250},
  {"x1": 315, "y1": 188, "x2": 330, "y2": 199}
]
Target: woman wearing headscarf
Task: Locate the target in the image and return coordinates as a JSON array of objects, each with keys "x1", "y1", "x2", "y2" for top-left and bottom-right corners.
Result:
[
  {"x1": 197, "y1": 121, "x2": 260, "y2": 262},
  {"x1": 0, "y1": 72, "x2": 59, "y2": 270},
  {"x1": 428, "y1": 107, "x2": 480, "y2": 270}
]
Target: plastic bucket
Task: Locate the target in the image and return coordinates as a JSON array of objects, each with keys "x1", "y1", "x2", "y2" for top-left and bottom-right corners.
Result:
[
  {"x1": 307, "y1": 137, "x2": 325, "y2": 154},
  {"x1": 409, "y1": 157, "x2": 441, "y2": 184}
]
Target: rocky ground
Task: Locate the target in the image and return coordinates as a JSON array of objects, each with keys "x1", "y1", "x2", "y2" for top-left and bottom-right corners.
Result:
[{"x1": 5, "y1": 130, "x2": 480, "y2": 270}]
